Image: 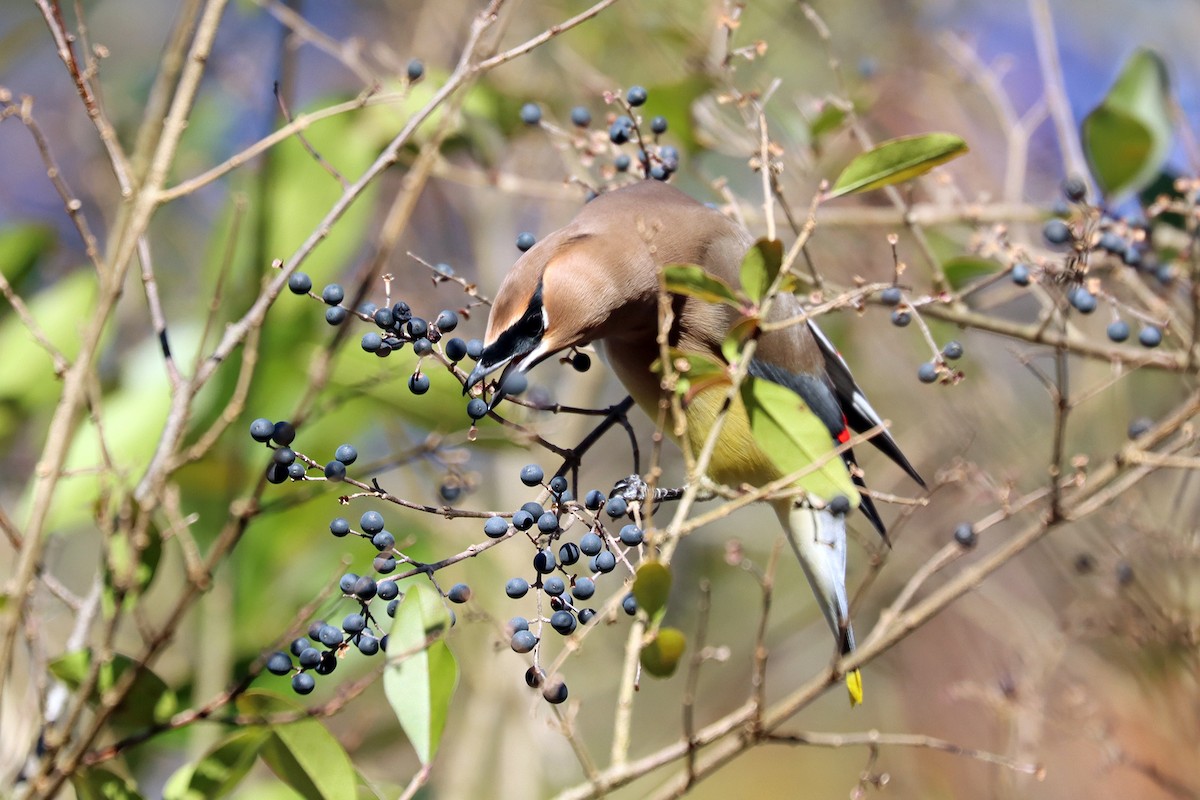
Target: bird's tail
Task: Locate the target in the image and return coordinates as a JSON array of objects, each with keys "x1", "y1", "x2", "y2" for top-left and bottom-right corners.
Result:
[{"x1": 776, "y1": 502, "x2": 863, "y2": 707}]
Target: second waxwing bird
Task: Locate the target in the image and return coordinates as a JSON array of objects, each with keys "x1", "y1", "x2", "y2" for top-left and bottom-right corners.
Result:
[{"x1": 466, "y1": 180, "x2": 924, "y2": 705}]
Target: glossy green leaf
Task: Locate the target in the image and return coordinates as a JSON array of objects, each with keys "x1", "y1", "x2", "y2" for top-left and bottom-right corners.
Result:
[
  {"x1": 71, "y1": 767, "x2": 145, "y2": 800},
  {"x1": 49, "y1": 650, "x2": 177, "y2": 729},
  {"x1": 632, "y1": 561, "x2": 672, "y2": 620},
  {"x1": 639, "y1": 627, "x2": 687, "y2": 678},
  {"x1": 162, "y1": 727, "x2": 269, "y2": 800},
  {"x1": 828, "y1": 133, "x2": 968, "y2": 198},
  {"x1": 942, "y1": 256, "x2": 1003, "y2": 289},
  {"x1": 384, "y1": 581, "x2": 458, "y2": 765},
  {"x1": 238, "y1": 691, "x2": 357, "y2": 800},
  {"x1": 663, "y1": 264, "x2": 741, "y2": 307},
  {"x1": 721, "y1": 316, "x2": 760, "y2": 366},
  {"x1": 1082, "y1": 49, "x2": 1172, "y2": 197},
  {"x1": 739, "y1": 238, "x2": 784, "y2": 304},
  {"x1": 740, "y1": 375, "x2": 859, "y2": 503}
]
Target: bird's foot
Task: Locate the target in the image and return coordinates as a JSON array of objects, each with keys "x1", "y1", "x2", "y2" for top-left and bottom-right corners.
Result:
[{"x1": 610, "y1": 474, "x2": 708, "y2": 505}]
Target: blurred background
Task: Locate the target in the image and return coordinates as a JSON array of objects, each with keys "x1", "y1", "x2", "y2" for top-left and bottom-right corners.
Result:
[{"x1": 1, "y1": 1, "x2": 1198, "y2": 798}]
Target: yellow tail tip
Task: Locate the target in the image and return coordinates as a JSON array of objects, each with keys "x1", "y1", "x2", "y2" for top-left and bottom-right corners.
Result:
[{"x1": 846, "y1": 669, "x2": 863, "y2": 707}]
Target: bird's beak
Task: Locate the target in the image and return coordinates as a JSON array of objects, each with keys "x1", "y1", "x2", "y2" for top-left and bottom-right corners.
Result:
[{"x1": 463, "y1": 346, "x2": 540, "y2": 410}]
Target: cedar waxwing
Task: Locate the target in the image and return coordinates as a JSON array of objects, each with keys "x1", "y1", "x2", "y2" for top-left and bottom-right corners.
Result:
[{"x1": 466, "y1": 180, "x2": 923, "y2": 704}]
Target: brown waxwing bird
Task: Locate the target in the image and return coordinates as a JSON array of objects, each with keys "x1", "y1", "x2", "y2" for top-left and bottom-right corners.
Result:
[{"x1": 465, "y1": 180, "x2": 924, "y2": 705}]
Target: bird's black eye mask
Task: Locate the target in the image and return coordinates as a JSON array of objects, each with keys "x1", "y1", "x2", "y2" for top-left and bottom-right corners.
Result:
[{"x1": 481, "y1": 283, "x2": 545, "y2": 366}]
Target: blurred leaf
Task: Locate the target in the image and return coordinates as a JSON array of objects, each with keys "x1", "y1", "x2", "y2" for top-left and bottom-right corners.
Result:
[
  {"x1": 653, "y1": 349, "x2": 729, "y2": 405},
  {"x1": 663, "y1": 264, "x2": 741, "y2": 307},
  {"x1": 71, "y1": 767, "x2": 145, "y2": 800},
  {"x1": 1082, "y1": 49, "x2": 1172, "y2": 198},
  {"x1": 639, "y1": 627, "x2": 687, "y2": 678},
  {"x1": 643, "y1": 75, "x2": 714, "y2": 153},
  {"x1": 1139, "y1": 169, "x2": 1188, "y2": 230},
  {"x1": 942, "y1": 256, "x2": 1003, "y2": 289},
  {"x1": 162, "y1": 727, "x2": 269, "y2": 800},
  {"x1": 720, "y1": 317, "x2": 760, "y2": 366},
  {"x1": 808, "y1": 102, "x2": 848, "y2": 143},
  {"x1": 828, "y1": 133, "x2": 968, "y2": 198},
  {"x1": 49, "y1": 650, "x2": 177, "y2": 729},
  {"x1": 384, "y1": 581, "x2": 458, "y2": 765},
  {"x1": 632, "y1": 561, "x2": 672, "y2": 621},
  {"x1": 740, "y1": 376, "x2": 858, "y2": 503},
  {"x1": 239, "y1": 691, "x2": 357, "y2": 800},
  {"x1": 739, "y1": 238, "x2": 783, "y2": 304},
  {"x1": 0, "y1": 223, "x2": 55, "y2": 288}
]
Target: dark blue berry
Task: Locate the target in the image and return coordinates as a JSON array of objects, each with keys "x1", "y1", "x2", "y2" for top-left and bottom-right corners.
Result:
[
  {"x1": 1138, "y1": 326, "x2": 1162, "y2": 348},
  {"x1": 361, "y1": 332, "x2": 382, "y2": 352},
  {"x1": 339, "y1": 573, "x2": 359, "y2": 593},
  {"x1": 1062, "y1": 176, "x2": 1087, "y2": 202},
  {"x1": 917, "y1": 362, "x2": 938, "y2": 384},
  {"x1": 659, "y1": 146, "x2": 680, "y2": 172},
  {"x1": 619, "y1": 524, "x2": 644, "y2": 546},
  {"x1": 386, "y1": 598, "x2": 400, "y2": 617},
  {"x1": 537, "y1": 512, "x2": 559, "y2": 534},
  {"x1": 508, "y1": 616, "x2": 529, "y2": 633},
  {"x1": 378, "y1": 581, "x2": 399, "y2": 601},
  {"x1": 890, "y1": 309, "x2": 911, "y2": 327},
  {"x1": 289, "y1": 637, "x2": 311, "y2": 657},
  {"x1": 626, "y1": 86, "x2": 647, "y2": 106},
  {"x1": 510, "y1": 630, "x2": 537, "y2": 653},
  {"x1": 558, "y1": 542, "x2": 580, "y2": 566},
  {"x1": 571, "y1": 577, "x2": 595, "y2": 600},
  {"x1": 374, "y1": 555, "x2": 396, "y2": 574},
  {"x1": 516, "y1": 232, "x2": 536, "y2": 252},
  {"x1": 357, "y1": 635, "x2": 380, "y2": 656},
  {"x1": 266, "y1": 652, "x2": 292, "y2": 675},
  {"x1": 584, "y1": 489, "x2": 605, "y2": 510},
  {"x1": 579, "y1": 531, "x2": 603, "y2": 556},
  {"x1": 1107, "y1": 320, "x2": 1130, "y2": 342},
  {"x1": 1099, "y1": 232, "x2": 1125, "y2": 253},
  {"x1": 408, "y1": 373, "x2": 431, "y2": 395},
  {"x1": 288, "y1": 272, "x2": 312, "y2": 294},
  {"x1": 543, "y1": 679, "x2": 568, "y2": 704},
  {"x1": 466, "y1": 398, "x2": 488, "y2": 420},
  {"x1": 315, "y1": 652, "x2": 337, "y2": 675},
  {"x1": 544, "y1": 576, "x2": 566, "y2": 596},
  {"x1": 650, "y1": 116, "x2": 668, "y2": 134},
  {"x1": 266, "y1": 463, "x2": 288, "y2": 484},
  {"x1": 1128, "y1": 417, "x2": 1153, "y2": 439},
  {"x1": 622, "y1": 594, "x2": 638, "y2": 615},
  {"x1": 372, "y1": 530, "x2": 395, "y2": 551},
  {"x1": 249, "y1": 417, "x2": 274, "y2": 442},
  {"x1": 954, "y1": 522, "x2": 976, "y2": 549},
  {"x1": 406, "y1": 59, "x2": 424, "y2": 81},
  {"x1": 466, "y1": 338, "x2": 484, "y2": 360},
  {"x1": 549, "y1": 475, "x2": 568, "y2": 495},
  {"x1": 500, "y1": 370, "x2": 528, "y2": 396},
  {"x1": 334, "y1": 444, "x2": 357, "y2": 465},
  {"x1": 942, "y1": 341, "x2": 964, "y2": 360},
  {"x1": 570, "y1": 106, "x2": 591, "y2": 127},
  {"x1": 318, "y1": 624, "x2": 343, "y2": 648},
  {"x1": 434, "y1": 309, "x2": 459, "y2": 332},
  {"x1": 352, "y1": 576, "x2": 377, "y2": 601},
  {"x1": 298, "y1": 647, "x2": 322, "y2": 669},
  {"x1": 828, "y1": 495, "x2": 851, "y2": 516},
  {"x1": 506, "y1": 577, "x2": 529, "y2": 599},
  {"x1": 525, "y1": 666, "x2": 545, "y2": 687},
  {"x1": 512, "y1": 510, "x2": 534, "y2": 531},
  {"x1": 1068, "y1": 286, "x2": 1097, "y2": 314},
  {"x1": 291, "y1": 673, "x2": 316, "y2": 695},
  {"x1": 360, "y1": 511, "x2": 384, "y2": 533},
  {"x1": 520, "y1": 103, "x2": 542, "y2": 125},
  {"x1": 880, "y1": 286, "x2": 902, "y2": 306},
  {"x1": 325, "y1": 307, "x2": 347, "y2": 325},
  {"x1": 533, "y1": 549, "x2": 556, "y2": 574},
  {"x1": 342, "y1": 613, "x2": 366, "y2": 634},
  {"x1": 484, "y1": 517, "x2": 509, "y2": 538},
  {"x1": 1043, "y1": 219, "x2": 1071, "y2": 245},
  {"x1": 578, "y1": 608, "x2": 597, "y2": 625},
  {"x1": 373, "y1": 307, "x2": 394, "y2": 329},
  {"x1": 605, "y1": 496, "x2": 627, "y2": 518},
  {"x1": 324, "y1": 460, "x2": 346, "y2": 481},
  {"x1": 521, "y1": 501, "x2": 544, "y2": 518},
  {"x1": 448, "y1": 583, "x2": 471, "y2": 603},
  {"x1": 407, "y1": 317, "x2": 428, "y2": 338},
  {"x1": 413, "y1": 338, "x2": 433, "y2": 356},
  {"x1": 273, "y1": 447, "x2": 295, "y2": 466},
  {"x1": 614, "y1": 153, "x2": 631, "y2": 172},
  {"x1": 287, "y1": 462, "x2": 306, "y2": 480},
  {"x1": 593, "y1": 551, "x2": 616, "y2": 573},
  {"x1": 609, "y1": 118, "x2": 632, "y2": 145},
  {"x1": 321, "y1": 284, "x2": 344, "y2": 305},
  {"x1": 1011, "y1": 263, "x2": 1031, "y2": 286},
  {"x1": 550, "y1": 610, "x2": 576, "y2": 635},
  {"x1": 520, "y1": 464, "x2": 544, "y2": 486},
  {"x1": 445, "y1": 337, "x2": 468, "y2": 362},
  {"x1": 1122, "y1": 247, "x2": 1142, "y2": 267},
  {"x1": 391, "y1": 301, "x2": 412, "y2": 322}
]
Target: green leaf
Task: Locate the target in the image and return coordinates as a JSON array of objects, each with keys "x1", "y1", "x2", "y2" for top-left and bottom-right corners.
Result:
[
  {"x1": 942, "y1": 256, "x2": 1003, "y2": 290},
  {"x1": 238, "y1": 691, "x2": 357, "y2": 800},
  {"x1": 632, "y1": 561, "x2": 672, "y2": 621},
  {"x1": 162, "y1": 727, "x2": 269, "y2": 800},
  {"x1": 0, "y1": 223, "x2": 55, "y2": 287},
  {"x1": 384, "y1": 581, "x2": 458, "y2": 765},
  {"x1": 49, "y1": 650, "x2": 177, "y2": 729},
  {"x1": 828, "y1": 133, "x2": 968, "y2": 198},
  {"x1": 721, "y1": 316, "x2": 760, "y2": 366},
  {"x1": 71, "y1": 767, "x2": 145, "y2": 800},
  {"x1": 640, "y1": 627, "x2": 687, "y2": 678},
  {"x1": 739, "y1": 375, "x2": 859, "y2": 503},
  {"x1": 739, "y1": 238, "x2": 784, "y2": 304},
  {"x1": 662, "y1": 264, "x2": 741, "y2": 307},
  {"x1": 1082, "y1": 49, "x2": 1172, "y2": 197},
  {"x1": 652, "y1": 349, "x2": 729, "y2": 406}
]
